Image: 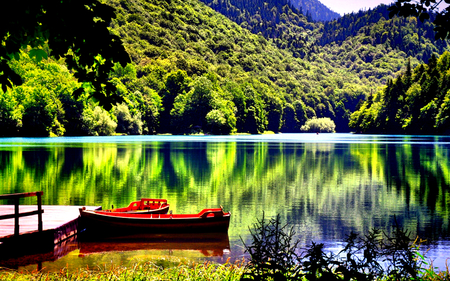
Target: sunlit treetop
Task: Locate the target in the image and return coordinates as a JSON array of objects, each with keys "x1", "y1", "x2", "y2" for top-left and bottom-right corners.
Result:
[
  {"x1": 0, "y1": 0, "x2": 130, "y2": 110},
  {"x1": 389, "y1": 0, "x2": 450, "y2": 40}
]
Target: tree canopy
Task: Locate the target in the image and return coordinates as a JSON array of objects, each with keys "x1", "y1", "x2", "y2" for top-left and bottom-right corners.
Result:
[
  {"x1": 0, "y1": 0, "x2": 130, "y2": 109},
  {"x1": 349, "y1": 52, "x2": 450, "y2": 134},
  {"x1": 0, "y1": 0, "x2": 448, "y2": 136},
  {"x1": 389, "y1": 0, "x2": 450, "y2": 39}
]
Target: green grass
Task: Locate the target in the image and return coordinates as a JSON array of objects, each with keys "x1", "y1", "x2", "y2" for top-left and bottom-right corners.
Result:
[
  {"x1": 1, "y1": 256, "x2": 450, "y2": 280},
  {"x1": 0, "y1": 257, "x2": 245, "y2": 281},
  {"x1": 2, "y1": 260, "x2": 450, "y2": 280}
]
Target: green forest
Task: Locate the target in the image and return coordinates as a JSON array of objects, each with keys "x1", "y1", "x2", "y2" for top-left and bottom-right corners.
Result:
[
  {"x1": 0, "y1": 0, "x2": 449, "y2": 136},
  {"x1": 350, "y1": 52, "x2": 450, "y2": 134}
]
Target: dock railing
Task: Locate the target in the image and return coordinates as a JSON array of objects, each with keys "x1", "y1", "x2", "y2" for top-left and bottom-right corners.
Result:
[{"x1": 0, "y1": 191, "x2": 44, "y2": 236}]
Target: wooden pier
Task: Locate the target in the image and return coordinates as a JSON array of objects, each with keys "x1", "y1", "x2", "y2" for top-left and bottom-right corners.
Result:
[{"x1": 0, "y1": 192, "x2": 100, "y2": 259}]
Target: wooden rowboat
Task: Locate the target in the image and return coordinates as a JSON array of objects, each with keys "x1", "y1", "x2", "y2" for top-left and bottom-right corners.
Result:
[
  {"x1": 79, "y1": 207, "x2": 230, "y2": 234},
  {"x1": 99, "y1": 198, "x2": 169, "y2": 214}
]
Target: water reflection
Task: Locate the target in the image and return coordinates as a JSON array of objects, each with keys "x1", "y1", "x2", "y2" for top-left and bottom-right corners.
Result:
[
  {"x1": 0, "y1": 134, "x2": 449, "y2": 270},
  {"x1": 78, "y1": 232, "x2": 230, "y2": 257},
  {"x1": 0, "y1": 235, "x2": 78, "y2": 270},
  {"x1": 0, "y1": 232, "x2": 230, "y2": 271}
]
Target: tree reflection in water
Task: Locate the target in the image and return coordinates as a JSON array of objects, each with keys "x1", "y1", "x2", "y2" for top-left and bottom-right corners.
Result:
[{"x1": 0, "y1": 134, "x2": 449, "y2": 270}]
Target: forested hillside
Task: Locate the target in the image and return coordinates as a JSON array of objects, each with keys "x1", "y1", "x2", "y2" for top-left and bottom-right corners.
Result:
[
  {"x1": 0, "y1": 0, "x2": 370, "y2": 136},
  {"x1": 291, "y1": 0, "x2": 340, "y2": 21},
  {"x1": 198, "y1": 1, "x2": 447, "y2": 84},
  {"x1": 350, "y1": 52, "x2": 450, "y2": 134},
  {"x1": 0, "y1": 0, "x2": 448, "y2": 137},
  {"x1": 319, "y1": 5, "x2": 448, "y2": 63},
  {"x1": 198, "y1": 0, "x2": 316, "y2": 58},
  {"x1": 104, "y1": 0, "x2": 378, "y2": 133}
]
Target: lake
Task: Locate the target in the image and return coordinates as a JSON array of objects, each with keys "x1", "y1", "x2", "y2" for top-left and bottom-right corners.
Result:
[{"x1": 1, "y1": 134, "x2": 449, "y2": 271}]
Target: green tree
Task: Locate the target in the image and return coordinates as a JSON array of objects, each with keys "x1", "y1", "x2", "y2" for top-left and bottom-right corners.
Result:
[
  {"x1": 114, "y1": 103, "x2": 143, "y2": 135},
  {"x1": 227, "y1": 82, "x2": 248, "y2": 132},
  {"x1": 21, "y1": 87, "x2": 65, "y2": 137},
  {"x1": 0, "y1": 89, "x2": 22, "y2": 136},
  {"x1": 350, "y1": 52, "x2": 450, "y2": 134},
  {"x1": 170, "y1": 76, "x2": 216, "y2": 134},
  {"x1": 300, "y1": 117, "x2": 336, "y2": 133},
  {"x1": 7, "y1": 51, "x2": 82, "y2": 136},
  {"x1": 242, "y1": 84, "x2": 267, "y2": 134},
  {"x1": 281, "y1": 103, "x2": 298, "y2": 132},
  {"x1": 418, "y1": 99, "x2": 438, "y2": 133},
  {"x1": 187, "y1": 76, "x2": 217, "y2": 130},
  {"x1": 293, "y1": 100, "x2": 308, "y2": 128},
  {"x1": 204, "y1": 106, "x2": 236, "y2": 135},
  {"x1": 159, "y1": 70, "x2": 191, "y2": 133},
  {"x1": 0, "y1": 0, "x2": 130, "y2": 109},
  {"x1": 436, "y1": 90, "x2": 450, "y2": 133},
  {"x1": 82, "y1": 106, "x2": 117, "y2": 136},
  {"x1": 264, "y1": 91, "x2": 284, "y2": 133},
  {"x1": 58, "y1": 91, "x2": 84, "y2": 136},
  {"x1": 131, "y1": 90, "x2": 161, "y2": 135}
]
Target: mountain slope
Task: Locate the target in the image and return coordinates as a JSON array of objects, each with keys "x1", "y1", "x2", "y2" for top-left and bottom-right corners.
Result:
[
  {"x1": 198, "y1": 0, "x2": 316, "y2": 58},
  {"x1": 108, "y1": 0, "x2": 380, "y2": 132},
  {"x1": 1, "y1": 0, "x2": 448, "y2": 136},
  {"x1": 350, "y1": 52, "x2": 450, "y2": 134},
  {"x1": 196, "y1": 1, "x2": 447, "y2": 101},
  {"x1": 319, "y1": 5, "x2": 448, "y2": 63},
  {"x1": 291, "y1": 0, "x2": 340, "y2": 21}
]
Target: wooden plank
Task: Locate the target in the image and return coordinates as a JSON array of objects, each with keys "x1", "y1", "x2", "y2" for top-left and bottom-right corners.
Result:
[
  {"x1": 0, "y1": 209, "x2": 44, "y2": 220},
  {"x1": 0, "y1": 205, "x2": 100, "y2": 239},
  {"x1": 37, "y1": 193, "x2": 42, "y2": 232},
  {"x1": 0, "y1": 191, "x2": 44, "y2": 236},
  {"x1": 0, "y1": 191, "x2": 43, "y2": 200}
]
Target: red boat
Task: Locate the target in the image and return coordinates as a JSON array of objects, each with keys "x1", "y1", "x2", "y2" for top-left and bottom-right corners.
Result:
[
  {"x1": 99, "y1": 198, "x2": 169, "y2": 214},
  {"x1": 79, "y1": 207, "x2": 230, "y2": 234}
]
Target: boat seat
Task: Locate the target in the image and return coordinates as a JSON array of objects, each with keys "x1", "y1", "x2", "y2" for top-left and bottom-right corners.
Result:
[{"x1": 199, "y1": 209, "x2": 224, "y2": 218}]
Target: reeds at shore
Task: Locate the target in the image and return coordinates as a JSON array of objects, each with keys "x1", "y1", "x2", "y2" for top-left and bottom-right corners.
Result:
[
  {"x1": 0, "y1": 257, "x2": 245, "y2": 281},
  {"x1": 1, "y1": 258, "x2": 450, "y2": 280}
]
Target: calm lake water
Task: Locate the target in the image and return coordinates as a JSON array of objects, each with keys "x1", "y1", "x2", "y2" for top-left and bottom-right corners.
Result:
[{"x1": 1, "y1": 134, "x2": 449, "y2": 272}]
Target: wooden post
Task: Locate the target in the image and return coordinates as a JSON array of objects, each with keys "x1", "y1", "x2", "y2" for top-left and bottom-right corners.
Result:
[
  {"x1": 0, "y1": 191, "x2": 45, "y2": 236},
  {"x1": 14, "y1": 197, "x2": 19, "y2": 236},
  {"x1": 37, "y1": 192, "x2": 43, "y2": 232}
]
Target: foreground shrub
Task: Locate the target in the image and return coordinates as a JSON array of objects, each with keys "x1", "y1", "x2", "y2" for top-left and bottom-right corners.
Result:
[
  {"x1": 241, "y1": 214, "x2": 447, "y2": 280},
  {"x1": 241, "y1": 214, "x2": 302, "y2": 280}
]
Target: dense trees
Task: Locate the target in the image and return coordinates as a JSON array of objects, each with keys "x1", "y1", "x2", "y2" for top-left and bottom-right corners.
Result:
[
  {"x1": 291, "y1": 0, "x2": 340, "y2": 22},
  {"x1": 0, "y1": 0, "x2": 130, "y2": 109},
  {"x1": 300, "y1": 117, "x2": 336, "y2": 133},
  {"x1": 319, "y1": 5, "x2": 448, "y2": 63},
  {"x1": 0, "y1": 0, "x2": 448, "y2": 136},
  {"x1": 199, "y1": 0, "x2": 315, "y2": 58},
  {"x1": 350, "y1": 52, "x2": 450, "y2": 134},
  {"x1": 389, "y1": 0, "x2": 450, "y2": 40},
  {"x1": 103, "y1": 0, "x2": 380, "y2": 135},
  {"x1": 1, "y1": 52, "x2": 78, "y2": 137}
]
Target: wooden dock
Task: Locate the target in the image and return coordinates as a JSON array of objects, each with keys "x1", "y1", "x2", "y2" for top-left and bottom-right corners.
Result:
[{"x1": 0, "y1": 205, "x2": 100, "y2": 259}]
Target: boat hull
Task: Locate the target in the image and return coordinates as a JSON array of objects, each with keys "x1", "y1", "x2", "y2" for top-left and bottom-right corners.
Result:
[{"x1": 79, "y1": 209, "x2": 230, "y2": 234}]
